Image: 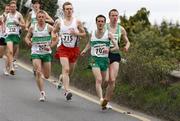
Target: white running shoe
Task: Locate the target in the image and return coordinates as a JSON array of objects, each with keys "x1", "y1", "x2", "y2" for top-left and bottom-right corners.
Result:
[
  {"x1": 3, "y1": 68, "x2": 9, "y2": 76},
  {"x1": 13, "y1": 60, "x2": 18, "y2": 69},
  {"x1": 106, "y1": 103, "x2": 112, "y2": 109},
  {"x1": 39, "y1": 91, "x2": 46, "y2": 102}
]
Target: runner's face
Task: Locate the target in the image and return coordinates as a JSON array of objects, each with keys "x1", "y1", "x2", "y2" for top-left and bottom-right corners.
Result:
[
  {"x1": 64, "y1": 5, "x2": 73, "y2": 17},
  {"x1": 33, "y1": 2, "x2": 40, "y2": 10},
  {"x1": 109, "y1": 11, "x2": 119, "y2": 23},
  {"x1": 5, "y1": 6, "x2": 10, "y2": 13},
  {"x1": 96, "y1": 17, "x2": 105, "y2": 30},
  {"x1": 10, "y1": 4, "x2": 16, "y2": 13},
  {"x1": 37, "y1": 13, "x2": 46, "y2": 23}
]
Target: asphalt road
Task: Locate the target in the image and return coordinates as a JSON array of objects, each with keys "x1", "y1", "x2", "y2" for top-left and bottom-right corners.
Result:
[{"x1": 0, "y1": 59, "x2": 151, "y2": 121}]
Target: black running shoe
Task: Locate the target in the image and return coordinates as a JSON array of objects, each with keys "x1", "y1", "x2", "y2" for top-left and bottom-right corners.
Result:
[
  {"x1": 10, "y1": 68, "x2": 15, "y2": 75},
  {"x1": 101, "y1": 99, "x2": 108, "y2": 110},
  {"x1": 64, "y1": 92, "x2": 72, "y2": 101},
  {"x1": 57, "y1": 83, "x2": 62, "y2": 90}
]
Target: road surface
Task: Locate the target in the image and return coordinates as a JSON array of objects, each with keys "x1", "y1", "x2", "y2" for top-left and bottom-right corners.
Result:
[{"x1": 0, "y1": 59, "x2": 160, "y2": 121}]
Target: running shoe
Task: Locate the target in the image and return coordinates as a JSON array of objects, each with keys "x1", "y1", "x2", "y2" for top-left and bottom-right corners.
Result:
[
  {"x1": 10, "y1": 67, "x2": 15, "y2": 75},
  {"x1": 56, "y1": 82, "x2": 62, "y2": 90},
  {"x1": 106, "y1": 102, "x2": 112, "y2": 109},
  {"x1": 3, "y1": 68, "x2": 9, "y2": 76},
  {"x1": 100, "y1": 99, "x2": 108, "y2": 110},
  {"x1": 39, "y1": 91, "x2": 46, "y2": 102},
  {"x1": 13, "y1": 60, "x2": 18, "y2": 68},
  {"x1": 57, "y1": 75, "x2": 63, "y2": 90},
  {"x1": 64, "y1": 91, "x2": 72, "y2": 101}
]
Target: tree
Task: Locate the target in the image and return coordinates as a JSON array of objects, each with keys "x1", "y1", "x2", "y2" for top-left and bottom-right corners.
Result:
[
  {"x1": 160, "y1": 20, "x2": 169, "y2": 36},
  {"x1": 129, "y1": 7, "x2": 151, "y2": 27}
]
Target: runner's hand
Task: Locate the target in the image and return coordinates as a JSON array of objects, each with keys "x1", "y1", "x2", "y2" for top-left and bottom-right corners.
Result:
[
  {"x1": 123, "y1": 46, "x2": 129, "y2": 52},
  {"x1": 103, "y1": 47, "x2": 109, "y2": 54},
  {"x1": 25, "y1": 27, "x2": 29, "y2": 32},
  {"x1": 26, "y1": 41, "x2": 32, "y2": 47},
  {"x1": 80, "y1": 50, "x2": 86, "y2": 56}
]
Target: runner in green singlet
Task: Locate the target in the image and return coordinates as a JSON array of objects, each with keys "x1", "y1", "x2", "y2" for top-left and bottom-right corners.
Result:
[
  {"x1": 81, "y1": 14, "x2": 119, "y2": 110},
  {"x1": 25, "y1": 10, "x2": 58, "y2": 101}
]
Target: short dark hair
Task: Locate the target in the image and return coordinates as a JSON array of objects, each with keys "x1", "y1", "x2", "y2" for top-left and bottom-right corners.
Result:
[
  {"x1": 32, "y1": 0, "x2": 41, "y2": 4},
  {"x1": 96, "y1": 14, "x2": 106, "y2": 23},
  {"x1": 109, "y1": 9, "x2": 119, "y2": 16},
  {"x1": 62, "y1": 2, "x2": 72, "y2": 10}
]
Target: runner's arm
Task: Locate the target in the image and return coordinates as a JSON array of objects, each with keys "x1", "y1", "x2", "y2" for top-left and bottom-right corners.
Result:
[
  {"x1": 77, "y1": 20, "x2": 86, "y2": 37},
  {"x1": 25, "y1": 26, "x2": 33, "y2": 47},
  {"x1": 121, "y1": 26, "x2": 130, "y2": 52},
  {"x1": 48, "y1": 25, "x2": 58, "y2": 48},
  {"x1": 45, "y1": 11, "x2": 54, "y2": 25},
  {"x1": 25, "y1": 13, "x2": 31, "y2": 30},
  {"x1": 80, "y1": 34, "x2": 91, "y2": 56},
  {"x1": 2, "y1": 13, "x2": 6, "y2": 23},
  {"x1": 18, "y1": 14, "x2": 26, "y2": 28},
  {"x1": 109, "y1": 32, "x2": 119, "y2": 51},
  {"x1": 53, "y1": 20, "x2": 60, "y2": 34},
  {"x1": 0, "y1": 16, "x2": 5, "y2": 33}
]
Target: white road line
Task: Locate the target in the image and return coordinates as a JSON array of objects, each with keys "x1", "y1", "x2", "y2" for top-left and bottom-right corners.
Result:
[{"x1": 18, "y1": 62, "x2": 151, "y2": 121}]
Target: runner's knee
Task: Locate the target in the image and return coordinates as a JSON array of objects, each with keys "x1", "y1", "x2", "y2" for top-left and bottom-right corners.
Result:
[
  {"x1": 108, "y1": 80, "x2": 115, "y2": 87},
  {"x1": 7, "y1": 50, "x2": 13, "y2": 56},
  {"x1": 44, "y1": 74, "x2": 49, "y2": 79},
  {"x1": 63, "y1": 68, "x2": 70, "y2": 74},
  {"x1": 109, "y1": 76, "x2": 116, "y2": 82},
  {"x1": 96, "y1": 78, "x2": 102, "y2": 85}
]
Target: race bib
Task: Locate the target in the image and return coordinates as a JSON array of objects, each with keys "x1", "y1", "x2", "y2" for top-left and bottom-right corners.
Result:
[
  {"x1": 32, "y1": 42, "x2": 51, "y2": 54},
  {"x1": 62, "y1": 34, "x2": 73, "y2": 43},
  {"x1": 7, "y1": 24, "x2": 19, "y2": 34},
  {"x1": 9, "y1": 25, "x2": 17, "y2": 32},
  {"x1": 61, "y1": 33, "x2": 77, "y2": 47},
  {"x1": 92, "y1": 44, "x2": 109, "y2": 57}
]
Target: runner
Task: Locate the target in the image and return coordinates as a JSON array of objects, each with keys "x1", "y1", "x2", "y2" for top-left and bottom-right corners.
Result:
[
  {"x1": 4, "y1": 1, "x2": 25, "y2": 75},
  {"x1": 1, "y1": 4, "x2": 10, "y2": 75},
  {"x1": 0, "y1": 15, "x2": 8, "y2": 75},
  {"x1": 25, "y1": 0, "x2": 54, "y2": 76},
  {"x1": 9, "y1": 0, "x2": 19, "y2": 70},
  {"x1": 53, "y1": 2, "x2": 86, "y2": 100},
  {"x1": 2, "y1": 4, "x2": 10, "y2": 18},
  {"x1": 81, "y1": 14, "x2": 119, "y2": 110},
  {"x1": 25, "y1": 10, "x2": 57, "y2": 101},
  {"x1": 105, "y1": 9, "x2": 130, "y2": 108},
  {"x1": 25, "y1": 0, "x2": 54, "y2": 30}
]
